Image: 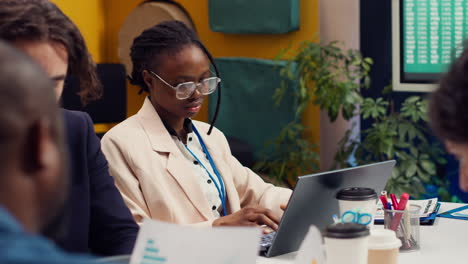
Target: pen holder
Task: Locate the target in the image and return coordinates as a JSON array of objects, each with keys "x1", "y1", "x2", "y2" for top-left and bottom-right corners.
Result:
[{"x1": 383, "y1": 204, "x2": 421, "y2": 252}]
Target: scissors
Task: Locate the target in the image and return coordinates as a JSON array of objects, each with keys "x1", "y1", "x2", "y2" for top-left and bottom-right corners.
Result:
[{"x1": 341, "y1": 210, "x2": 373, "y2": 225}]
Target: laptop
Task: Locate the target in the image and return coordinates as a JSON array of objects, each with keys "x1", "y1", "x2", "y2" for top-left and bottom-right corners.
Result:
[{"x1": 261, "y1": 160, "x2": 396, "y2": 257}]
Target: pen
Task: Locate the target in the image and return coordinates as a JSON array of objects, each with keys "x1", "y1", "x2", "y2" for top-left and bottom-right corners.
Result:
[
  {"x1": 397, "y1": 193, "x2": 409, "y2": 211},
  {"x1": 387, "y1": 202, "x2": 394, "y2": 223},
  {"x1": 380, "y1": 195, "x2": 389, "y2": 209},
  {"x1": 390, "y1": 193, "x2": 399, "y2": 209},
  {"x1": 390, "y1": 193, "x2": 409, "y2": 230},
  {"x1": 399, "y1": 220, "x2": 411, "y2": 249},
  {"x1": 381, "y1": 190, "x2": 388, "y2": 199}
]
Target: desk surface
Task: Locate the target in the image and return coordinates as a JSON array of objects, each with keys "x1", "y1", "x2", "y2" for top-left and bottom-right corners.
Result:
[{"x1": 257, "y1": 202, "x2": 468, "y2": 264}]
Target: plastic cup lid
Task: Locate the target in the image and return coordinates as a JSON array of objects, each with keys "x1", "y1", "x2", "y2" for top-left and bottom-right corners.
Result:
[
  {"x1": 323, "y1": 223, "x2": 370, "y2": 239},
  {"x1": 368, "y1": 229, "x2": 402, "y2": 250},
  {"x1": 336, "y1": 187, "x2": 377, "y2": 201}
]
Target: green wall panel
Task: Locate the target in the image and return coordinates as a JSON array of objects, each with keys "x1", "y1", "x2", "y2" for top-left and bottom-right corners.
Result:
[{"x1": 209, "y1": 57, "x2": 298, "y2": 160}]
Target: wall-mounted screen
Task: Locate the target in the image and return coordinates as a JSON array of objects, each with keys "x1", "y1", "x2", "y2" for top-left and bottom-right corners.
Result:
[{"x1": 392, "y1": 0, "x2": 467, "y2": 92}]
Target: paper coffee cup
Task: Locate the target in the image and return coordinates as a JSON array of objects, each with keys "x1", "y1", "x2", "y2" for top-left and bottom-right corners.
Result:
[
  {"x1": 323, "y1": 223, "x2": 370, "y2": 264},
  {"x1": 368, "y1": 229, "x2": 401, "y2": 264},
  {"x1": 336, "y1": 187, "x2": 378, "y2": 227}
]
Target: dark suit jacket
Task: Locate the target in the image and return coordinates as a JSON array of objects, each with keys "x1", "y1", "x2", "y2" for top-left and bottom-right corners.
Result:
[{"x1": 55, "y1": 109, "x2": 138, "y2": 256}]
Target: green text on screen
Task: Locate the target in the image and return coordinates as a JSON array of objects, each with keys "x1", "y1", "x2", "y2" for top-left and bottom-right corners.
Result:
[{"x1": 403, "y1": 0, "x2": 467, "y2": 74}]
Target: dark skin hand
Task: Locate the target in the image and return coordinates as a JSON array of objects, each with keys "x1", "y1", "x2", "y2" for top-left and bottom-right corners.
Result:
[
  {"x1": 212, "y1": 204, "x2": 288, "y2": 233},
  {"x1": 280, "y1": 204, "x2": 287, "y2": 211}
]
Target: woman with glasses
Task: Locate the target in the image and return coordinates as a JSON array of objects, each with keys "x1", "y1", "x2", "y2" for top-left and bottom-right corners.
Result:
[{"x1": 102, "y1": 21, "x2": 291, "y2": 230}]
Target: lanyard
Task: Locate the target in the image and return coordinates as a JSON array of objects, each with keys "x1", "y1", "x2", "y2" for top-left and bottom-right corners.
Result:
[{"x1": 184, "y1": 124, "x2": 227, "y2": 216}]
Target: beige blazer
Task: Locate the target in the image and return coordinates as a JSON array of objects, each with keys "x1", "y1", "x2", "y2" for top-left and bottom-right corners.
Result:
[{"x1": 101, "y1": 98, "x2": 292, "y2": 226}]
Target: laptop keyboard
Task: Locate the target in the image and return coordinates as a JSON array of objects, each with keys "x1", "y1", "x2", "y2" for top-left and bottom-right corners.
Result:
[{"x1": 259, "y1": 232, "x2": 277, "y2": 252}]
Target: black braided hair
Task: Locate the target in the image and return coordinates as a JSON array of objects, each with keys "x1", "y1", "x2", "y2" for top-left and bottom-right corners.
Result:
[{"x1": 129, "y1": 20, "x2": 221, "y2": 135}]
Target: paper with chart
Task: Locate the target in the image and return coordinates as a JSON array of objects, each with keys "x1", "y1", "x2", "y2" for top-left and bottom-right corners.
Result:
[
  {"x1": 293, "y1": 225, "x2": 324, "y2": 264},
  {"x1": 130, "y1": 219, "x2": 261, "y2": 264}
]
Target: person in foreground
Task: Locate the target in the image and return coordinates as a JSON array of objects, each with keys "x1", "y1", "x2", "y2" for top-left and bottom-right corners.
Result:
[
  {"x1": 102, "y1": 21, "x2": 292, "y2": 229},
  {"x1": 0, "y1": 0, "x2": 138, "y2": 255},
  {"x1": 0, "y1": 41, "x2": 105, "y2": 264},
  {"x1": 429, "y1": 49, "x2": 468, "y2": 192}
]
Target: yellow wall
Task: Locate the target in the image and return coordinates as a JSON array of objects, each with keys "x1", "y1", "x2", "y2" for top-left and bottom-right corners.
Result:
[
  {"x1": 51, "y1": 0, "x2": 106, "y2": 63},
  {"x1": 101, "y1": 0, "x2": 144, "y2": 119},
  {"x1": 51, "y1": 0, "x2": 320, "y2": 144}
]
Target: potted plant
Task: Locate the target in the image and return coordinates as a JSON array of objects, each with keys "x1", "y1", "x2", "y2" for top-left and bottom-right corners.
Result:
[
  {"x1": 255, "y1": 40, "x2": 457, "y2": 200},
  {"x1": 335, "y1": 86, "x2": 458, "y2": 200},
  {"x1": 254, "y1": 40, "x2": 371, "y2": 187}
]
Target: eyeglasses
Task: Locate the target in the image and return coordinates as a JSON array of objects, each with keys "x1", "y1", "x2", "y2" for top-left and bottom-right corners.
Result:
[
  {"x1": 149, "y1": 70, "x2": 221, "y2": 100},
  {"x1": 340, "y1": 210, "x2": 373, "y2": 225}
]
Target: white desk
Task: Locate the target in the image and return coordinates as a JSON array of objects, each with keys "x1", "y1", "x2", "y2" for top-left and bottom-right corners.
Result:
[{"x1": 257, "y1": 202, "x2": 468, "y2": 264}]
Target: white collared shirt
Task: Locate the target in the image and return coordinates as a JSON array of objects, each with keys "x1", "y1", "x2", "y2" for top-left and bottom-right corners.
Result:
[{"x1": 171, "y1": 130, "x2": 224, "y2": 218}]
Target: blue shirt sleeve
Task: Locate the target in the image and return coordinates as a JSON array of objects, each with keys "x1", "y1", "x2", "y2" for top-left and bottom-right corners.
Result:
[{"x1": 0, "y1": 232, "x2": 105, "y2": 264}]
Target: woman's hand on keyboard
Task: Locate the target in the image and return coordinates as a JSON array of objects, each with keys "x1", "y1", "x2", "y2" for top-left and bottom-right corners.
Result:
[{"x1": 212, "y1": 205, "x2": 280, "y2": 231}]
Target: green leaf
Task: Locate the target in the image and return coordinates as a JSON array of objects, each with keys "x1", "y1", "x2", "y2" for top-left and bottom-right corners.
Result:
[
  {"x1": 420, "y1": 160, "x2": 436, "y2": 175},
  {"x1": 406, "y1": 162, "x2": 417, "y2": 178},
  {"x1": 398, "y1": 123, "x2": 409, "y2": 141},
  {"x1": 408, "y1": 126, "x2": 416, "y2": 140},
  {"x1": 383, "y1": 84, "x2": 393, "y2": 95},
  {"x1": 409, "y1": 147, "x2": 418, "y2": 157},
  {"x1": 418, "y1": 170, "x2": 431, "y2": 183},
  {"x1": 406, "y1": 96, "x2": 420, "y2": 103},
  {"x1": 364, "y1": 76, "x2": 371, "y2": 88},
  {"x1": 364, "y1": 57, "x2": 374, "y2": 64}
]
